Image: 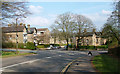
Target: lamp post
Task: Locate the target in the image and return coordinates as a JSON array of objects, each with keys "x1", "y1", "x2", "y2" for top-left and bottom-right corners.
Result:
[{"x1": 16, "y1": 18, "x2": 18, "y2": 54}]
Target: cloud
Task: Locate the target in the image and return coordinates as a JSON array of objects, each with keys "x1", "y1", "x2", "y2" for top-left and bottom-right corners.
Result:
[
  {"x1": 83, "y1": 11, "x2": 110, "y2": 30},
  {"x1": 24, "y1": 16, "x2": 50, "y2": 27},
  {"x1": 102, "y1": 10, "x2": 112, "y2": 15},
  {"x1": 29, "y1": 5, "x2": 43, "y2": 14}
]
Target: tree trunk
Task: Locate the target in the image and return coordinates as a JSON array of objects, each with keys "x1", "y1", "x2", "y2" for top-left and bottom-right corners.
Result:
[{"x1": 66, "y1": 39, "x2": 69, "y2": 50}]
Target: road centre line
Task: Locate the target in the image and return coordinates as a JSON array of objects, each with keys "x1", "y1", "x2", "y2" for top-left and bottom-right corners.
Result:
[
  {"x1": 1, "y1": 53, "x2": 64, "y2": 71},
  {"x1": 0, "y1": 59, "x2": 40, "y2": 71}
]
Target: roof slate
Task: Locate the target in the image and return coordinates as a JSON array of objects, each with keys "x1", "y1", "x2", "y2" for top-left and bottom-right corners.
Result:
[
  {"x1": 2, "y1": 26, "x2": 25, "y2": 33},
  {"x1": 37, "y1": 28, "x2": 48, "y2": 31}
]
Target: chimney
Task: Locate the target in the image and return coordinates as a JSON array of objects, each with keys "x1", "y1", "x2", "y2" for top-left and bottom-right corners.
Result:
[
  {"x1": 8, "y1": 24, "x2": 12, "y2": 27},
  {"x1": 20, "y1": 23, "x2": 23, "y2": 26},
  {"x1": 93, "y1": 28, "x2": 96, "y2": 33},
  {"x1": 27, "y1": 24, "x2": 30, "y2": 32},
  {"x1": 23, "y1": 24, "x2": 26, "y2": 27}
]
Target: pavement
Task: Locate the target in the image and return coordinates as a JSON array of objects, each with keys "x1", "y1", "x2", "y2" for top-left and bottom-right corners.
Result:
[
  {"x1": 66, "y1": 51, "x2": 108, "y2": 73},
  {"x1": 67, "y1": 55, "x2": 96, "y2": 72}
]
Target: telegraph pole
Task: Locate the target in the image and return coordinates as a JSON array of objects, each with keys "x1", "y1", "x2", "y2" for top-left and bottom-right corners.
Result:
[{"x1": 16, "y1": 18, "x2": 18, "y2": 54}]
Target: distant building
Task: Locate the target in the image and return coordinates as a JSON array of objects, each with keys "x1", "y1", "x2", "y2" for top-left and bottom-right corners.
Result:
[
  {"x1": 2, "y1": 24, "x2": 37, "y2": 43},
  {"x1": 76, "y1": 29, "x2": 107, "y2": 46},
  {"x1": 36, "y1": 28, "x2": 50, "y2": 44},
  {"x1": 50, "y1": 37, "x2": 67, "y2": 44}
]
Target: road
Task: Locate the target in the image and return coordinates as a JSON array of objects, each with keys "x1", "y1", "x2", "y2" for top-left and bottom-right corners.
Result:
[{"x1": 1, "y1": 49, "x2": 107, "y2": 72}]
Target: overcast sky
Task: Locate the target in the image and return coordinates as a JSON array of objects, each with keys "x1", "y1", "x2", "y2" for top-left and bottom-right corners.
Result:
[{"x1": 20, "y1": 2, "x2": 113, "y2": 31}]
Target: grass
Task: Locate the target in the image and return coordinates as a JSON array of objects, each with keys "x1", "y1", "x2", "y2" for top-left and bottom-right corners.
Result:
[
  {"x1": 0, "y1": 51, "x2": 35, "y2": 58},
  {"x1": 92, "y1": 54, "x2": 120, "y2": 73}
]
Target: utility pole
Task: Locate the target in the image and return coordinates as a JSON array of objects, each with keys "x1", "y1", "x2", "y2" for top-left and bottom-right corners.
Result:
[{"x1": 16, "y1": 18, "x2": 18, "y2": 54}]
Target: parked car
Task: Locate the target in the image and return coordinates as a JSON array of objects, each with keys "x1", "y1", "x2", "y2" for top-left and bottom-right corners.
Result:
[{"x1": 46, "y1": 47, "x2": 52, "y2": 50}]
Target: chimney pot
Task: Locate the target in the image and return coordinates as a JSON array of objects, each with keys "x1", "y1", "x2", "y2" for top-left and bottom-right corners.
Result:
[
  {"x1": 27, "y1": 24, "x2": 30, "y2": 32},
  {"x1": 93, "y1": 28, "x2": 96, "y2": 33},
  {"x1": 20, "y1": 23, "x2": 23, "y2": 26},
  {"x1": 8, "y1": 24, "x2": 12, "y2": 27}
]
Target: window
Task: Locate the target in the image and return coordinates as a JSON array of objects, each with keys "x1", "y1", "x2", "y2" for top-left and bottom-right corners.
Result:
[
  {"x1": 96, "y1": 39, "x2": 99, "y2": 44},
  {"x1": 9, "y1": 35, "x2": 12, "y2": 39},
  {"x1": 40, "y1": 32, "x2": 44, "y2": 35},
  {"x1": 86, "y1": 39, "x2": 89, "y2": 45}
]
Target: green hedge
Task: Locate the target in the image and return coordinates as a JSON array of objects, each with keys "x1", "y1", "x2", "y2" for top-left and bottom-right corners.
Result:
[
  {"x1": 2, "y1": 42, "x2": 35, "y2": 50},
  {"x1": 37, "y1": 44, "x2": 60, "y2": 48},
  {"x1": 108, "y1": 47, "x2": 120, "y2": 58},
  {"x1": 77, "y1": 45, "x2": 108, "y2": 49},
  {"x1": 26, "y1": 42, "x2": 35, "y2": 50},
  {"x1": 37, "y1": 45, "x2": 45, "y2": 48},
  {"x1": 96, "y1": 45, "x2": 108, "y2": 48}
]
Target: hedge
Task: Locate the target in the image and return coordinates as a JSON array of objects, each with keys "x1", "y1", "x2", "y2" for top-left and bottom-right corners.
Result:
[
  {"x1": 2, "y1": 42, "x2": 35, "y2": 50},
  {"x1": 77, "y1": 45, "x2": 108, "y2": 49},
  {"x1": 108, "y1": 47, "x2": 120, "y2": 58},
  {"x1": 37, "y1": 44, "x2": 60, "y2": 48}
]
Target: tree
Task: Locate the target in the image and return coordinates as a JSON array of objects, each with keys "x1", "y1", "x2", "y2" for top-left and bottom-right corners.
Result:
[
  {"x1": 1, "y1": 2, "x2": 31, "y2": 26},
  {"x1": 73, "y1": 14, "x2": 94, "y2": 47},
  {"x1": 54, "y1": 12, "x2": 75, "y2": 50},
  {"x1": 102, "y1": 1, "x2": 120, "y2": 46},
  {"x1": 74, "y1": 14, "x2": 94, "y2": 35},
  {"x1": 50, "y1": 26, "x2": 60, "y2": 44}
]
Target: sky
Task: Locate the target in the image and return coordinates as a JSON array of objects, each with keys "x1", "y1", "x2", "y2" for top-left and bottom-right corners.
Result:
[{"x1": 21, "y1": 2, "x2": 114, "y2": 31}]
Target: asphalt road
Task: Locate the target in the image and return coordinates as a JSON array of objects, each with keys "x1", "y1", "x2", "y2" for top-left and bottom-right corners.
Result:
[{"x1": 1, "y1": 49, "x2": 107, "y2": 72}]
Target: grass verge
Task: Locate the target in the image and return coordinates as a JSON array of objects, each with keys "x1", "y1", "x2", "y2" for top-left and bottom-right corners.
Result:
[
  {"x1": 0, "y1": 51, "x2": 36, "y2": 58},
  {"x1": 92, "y1": 54, "x2": 120, "y2": 73}
]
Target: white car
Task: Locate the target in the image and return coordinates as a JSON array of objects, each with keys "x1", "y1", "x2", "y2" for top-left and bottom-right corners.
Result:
[{"x1": 46, "y1": 47, "x2": 52, "y2": 50}]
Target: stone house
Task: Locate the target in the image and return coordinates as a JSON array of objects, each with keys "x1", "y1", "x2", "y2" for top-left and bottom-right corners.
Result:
[
  {"x1": 50, "y1": 37, "x2": 67, "y2": 44},
  {"x1": 2, "y1": 24, "x2": 37, "y2": 43},
  {"x1": 36, "y1": 28, "x2": 50, "y2": 44},
  {"x1": 76, "y1": 29, "x2": 107, "y2": 46}
]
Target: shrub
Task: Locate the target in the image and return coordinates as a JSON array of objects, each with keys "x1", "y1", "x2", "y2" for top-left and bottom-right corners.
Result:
[
  {"x1": 44, "y1": 44, "x2": 50, "y2": 48},
  {"x1": 26, "y1": 42, "x2": 35, "y2": 50},
  {"x1": 78, "y1": 45, "x2": 108, "y2": 49},
  {"x1": 18, "y1": 43, "x2": 25, "y2": 49},
  {"x1": 78, "y1": 45, "x2": 95, "y2": 49},
  {"x1": 96, "y1": 45, "x2": 108, "y2": 48},
  {"x1": 37, "y1": 45, "x2": 45, "y2": 48},
  {"x1": 2, "y1": 42, "x2": 16, "y2": 48},
  {"x1": 108, "y1": 47, "x2": 120, "y2": 58}
]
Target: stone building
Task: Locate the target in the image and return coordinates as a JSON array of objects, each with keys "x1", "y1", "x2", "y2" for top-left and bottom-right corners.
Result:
[
  {"x1": 36, "y1": 28, "x2": 50, "y2": 44},
  {"x1": 76, "y1": 29, "x2": 107, "y2": 46},
  {"x1": 2, "y1": 24, "x2": 37, "y2": 43}
]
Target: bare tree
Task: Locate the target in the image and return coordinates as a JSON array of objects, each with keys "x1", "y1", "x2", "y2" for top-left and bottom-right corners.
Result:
[
  {"x1": 73, "y1": 14, "x2": 94, "y2": 47},
  {"x1": 1, "y1": 2, "x2": 31, "y2": 26},
  {"x1": 54, "y1": 12, "x2": 75, "y2": 50}
]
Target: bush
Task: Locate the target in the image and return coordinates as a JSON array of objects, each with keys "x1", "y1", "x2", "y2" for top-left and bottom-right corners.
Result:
[
  {"x1": 18, "y1": 43, "x2": 25, "y2": 49},
  {"x1": 2, "y1": 42, "x2": 16, "y2": 48},
  {"x1": 26, "y1": 42, "x2": 35, "y2": 50},
  {"x1": 96, "y1": 45, "x2": 108, "y2": 48},
  {"x1": 44, "y1": 44, "x2": 50, "y2": 48},
  {"x1": 37, "y1": 45, "x2": 45, "y2": 48},
  {"x1": 78, "y1": 45, "x2": 108, "y2": 49},
  {"x1": 78, "y1": 45, "x2": 95, "y2": 49},
  {"x1": 108, "y1": 47, "x2": 120, "y2": 58}
]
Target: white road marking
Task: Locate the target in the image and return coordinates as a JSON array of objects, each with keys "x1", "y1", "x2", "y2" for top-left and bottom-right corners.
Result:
[
  {"x1": 0, "y1": 59, "x2": 40, "y2": 71},
  {"x1": 46, "y1": 57, "x2": 51, "y2": 58},
  {"x1": 59, "y1": 55, "x2": 61, "y2": 56}
]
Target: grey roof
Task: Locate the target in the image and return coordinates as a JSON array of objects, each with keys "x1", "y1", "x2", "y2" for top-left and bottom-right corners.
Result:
[
  {"x1": 27, "y1": 27, "x2": 36, "y2": 34},
  {"x1": 76, "y1": 32, "x2": 102, "y2": 37},
  {"x1": 2, "y1": 26, "x2": 25, "y2": 33}
]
